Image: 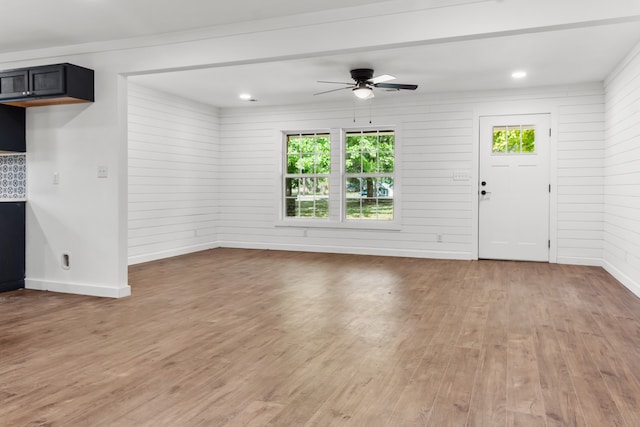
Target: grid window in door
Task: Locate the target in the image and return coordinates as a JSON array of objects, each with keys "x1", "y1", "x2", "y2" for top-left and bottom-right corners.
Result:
[
  {"x1": 284, "y1": 133, "x2": 330, "y2": 218},
  {"x1": 492, "y1": 125, "x2": 535, "y2": 154},
  {"x1": 345, "y1": 130, "x2": 394, "y2": 220}
]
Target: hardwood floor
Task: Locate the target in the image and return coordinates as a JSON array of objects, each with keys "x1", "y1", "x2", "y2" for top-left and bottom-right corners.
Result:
[{"x1": 1, "y1": 248, "x2": 640, "y2": 426}]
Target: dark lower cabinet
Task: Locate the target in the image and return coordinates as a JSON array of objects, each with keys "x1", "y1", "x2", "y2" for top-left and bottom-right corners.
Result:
[{"x1": 0, "y1": 202, "x2": 25, "y2": 293}]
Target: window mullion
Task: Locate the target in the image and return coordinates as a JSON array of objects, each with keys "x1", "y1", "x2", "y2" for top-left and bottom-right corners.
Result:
[{"x1": 327, "y1": 128, "x2": 341, "y2": 222}]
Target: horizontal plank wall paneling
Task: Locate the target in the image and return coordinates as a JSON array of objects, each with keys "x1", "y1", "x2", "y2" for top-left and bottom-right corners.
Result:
[
  {"x1": 128, "y1": 83, "x2": 220, "y2": 264},
  {"x1": 604, "y1": 40, "x2": 640, "y2": 297},
  {"x1": 220, "y1": 100, "x2": 474, "y2": 259},
  {"x1": 557, "y1": 97, "x2": 605, "y2": 264},
  {"x1": 218, "y1": 86, "x2": 605, "y2": 261}
]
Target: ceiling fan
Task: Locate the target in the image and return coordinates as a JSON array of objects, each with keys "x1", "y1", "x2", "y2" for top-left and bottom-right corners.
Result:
[{"x1": 314, "y1": 68, "x2": 418, "y2": 99}]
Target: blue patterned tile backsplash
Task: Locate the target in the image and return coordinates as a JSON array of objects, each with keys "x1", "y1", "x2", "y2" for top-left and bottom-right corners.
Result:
[{"x1": 0, "y1": 155, "x2": 26, "y2": 199}]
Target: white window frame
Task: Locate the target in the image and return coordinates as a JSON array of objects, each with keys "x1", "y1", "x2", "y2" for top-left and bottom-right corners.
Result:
[
  {"x1": 277, "y1": 127, "x2": 401, "y2": 230},
  {"x1": 342, "y1": 127, "x2": 399, "y2": 228},
  {"x1": 281, "y1": 131, "x2": 332, "y2": 222}
]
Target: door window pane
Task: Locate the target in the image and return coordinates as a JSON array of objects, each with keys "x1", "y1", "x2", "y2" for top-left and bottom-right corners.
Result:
[{"x1": 493, "y1": 125, "x2": 535, "y2": 154}]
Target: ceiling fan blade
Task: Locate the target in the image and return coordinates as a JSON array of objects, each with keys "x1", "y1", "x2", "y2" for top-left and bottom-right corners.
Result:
[
  {"x1": 369, "y1": 74, "x2": 395, "y2": 84},
  {"x1": 317, "y1": 80, "x2": 354, "y2": 85},
  {"x1": 313, "y1": 86, "x2": 353, "y2": 96},
  {"x1": 374, "y1": 83, "x2": 418, "y2": 90}
]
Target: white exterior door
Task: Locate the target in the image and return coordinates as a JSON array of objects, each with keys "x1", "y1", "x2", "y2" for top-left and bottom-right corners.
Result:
[{"x1": 479, "y1": 114, "x2": 550, "y2": 261}]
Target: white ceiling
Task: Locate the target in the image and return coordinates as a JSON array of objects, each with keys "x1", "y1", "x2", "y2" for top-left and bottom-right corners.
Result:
[
  {"x1": 0, "y1": 0, "x2": 390, "y2": 53},
  {"x1": 4, "y1": 0, "x2": 640, "y2": 108},
  {"x1": 129, "y1": 21, "x2": 640, "y2": 108}
]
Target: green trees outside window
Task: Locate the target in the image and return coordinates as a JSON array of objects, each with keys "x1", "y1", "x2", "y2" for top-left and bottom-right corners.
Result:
[
  {"x1": 492, "y1": 125, "x2": 535, "y2": 153},
  {"x1": 285, "y1": 133, "x2": 330, "y2": 218},
  {"x1": 283, "y1": 129, "x2": 396, "y2": 222},
  {"x1": 345, "y1": 130, "x2": 395, "y2": 220}
]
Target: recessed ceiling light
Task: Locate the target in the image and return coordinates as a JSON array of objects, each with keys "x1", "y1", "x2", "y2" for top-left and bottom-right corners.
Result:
[
  {"x1": 511, "y1": 71, "x2": 527, "y2": 79},
  {"x1": 239, "y1": 93, "x2": 252, "y2": 100}
]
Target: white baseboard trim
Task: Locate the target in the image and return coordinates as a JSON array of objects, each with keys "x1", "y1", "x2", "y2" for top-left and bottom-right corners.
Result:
[
  {"x1": 602, "y1": 260, "x2": 640, "y2": 299},
  {"x1": 25, "y1": 279, "x2": 131, "y2": 298},
  {"x1": 217, "y1": 241, "x2": 474, "y2": 260},
  {"x1": 128, "y1": 242, "x2": 220, "y2": 265},
  {"x1": 556, "y1": 256, "x2": 603, "y2": 267}
]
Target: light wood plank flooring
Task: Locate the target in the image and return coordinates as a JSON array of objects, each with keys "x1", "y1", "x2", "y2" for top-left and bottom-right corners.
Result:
[{"x1": 2, "y1": 248, "x2": 640, "y2": 426}]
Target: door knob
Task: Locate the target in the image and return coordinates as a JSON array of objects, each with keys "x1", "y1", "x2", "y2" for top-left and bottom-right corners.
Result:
[
  {"x1": 481, "y1": 181, "x2": 487, "y2": 186},
  {"x1": 481, "y1": 190, "x2": 487, "y2": 195}
]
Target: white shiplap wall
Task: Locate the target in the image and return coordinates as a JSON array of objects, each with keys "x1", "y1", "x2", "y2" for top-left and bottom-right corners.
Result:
[
  {"x1": 604, "y1": 41, "x2": 640, "y2": 296},
  {"x1": 128, "y1": 83, "x2": 220, "y2": 264},
  {"x1": 557, "y1": 94, "x2": 605, "y2": 264},
  {"x1": 218, "y1": 85, "x2": 605, "y2": 261},
  {"x1": 218, "y1": 100, "x2": 475, "y2": 258}
]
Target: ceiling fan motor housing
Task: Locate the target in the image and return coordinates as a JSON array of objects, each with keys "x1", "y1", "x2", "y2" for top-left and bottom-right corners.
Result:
[{"x1": 350, "y1": 68, "x2": 374, "y2": 83}]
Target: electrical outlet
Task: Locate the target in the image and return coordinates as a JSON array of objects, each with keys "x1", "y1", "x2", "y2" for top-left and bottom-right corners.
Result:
[
  {"x1": 61, "y1": 253, "x2": 71, "y2": 270},
  {"x1": 53, "y1": 172, "x2": 59, "y2": 185},
  {"x1": 437, "y1": 234, "x2": 443, "y2": 243}
]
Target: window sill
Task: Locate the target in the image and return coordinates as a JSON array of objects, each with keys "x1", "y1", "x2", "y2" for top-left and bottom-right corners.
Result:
[{"x1": 275, "y1": 219, "x2": 401, "y2": 231}]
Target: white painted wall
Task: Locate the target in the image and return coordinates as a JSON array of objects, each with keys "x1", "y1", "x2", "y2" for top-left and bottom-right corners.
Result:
[
  {"x1": 127, "y1": 84, "x2": 219, "y2": 264},
  {"x1": 24, "y1": 62, "x2": 130, "y2": 298},
  {"x1": 220, "y1": 98, "x2": 474, "y2": 258},
  {"x1": 604, "y1": 41, "x2": 640, "y2": 296},
  {"x1": 124, "y1": 83, "x2": 606, "y2": 265},
  {"x1": 218, "y1": 85, "x2": 605, "y2": 261},
  {"x1": 556, "y1": 91, "x2": 605, "y2": 265}
]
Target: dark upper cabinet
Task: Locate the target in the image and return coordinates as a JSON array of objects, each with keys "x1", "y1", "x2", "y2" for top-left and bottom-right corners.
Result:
[
  {"x1": 0, "y1": 63, "x2": 94, "y2": 108},
  {"x1": 0, "y1": 103, "x2": 26, "y2": 153},
  {"x1": 29, "y1": 65, "x2": 66, "y2": 97},
  {"x1": 0, "y1": 69, "x2": 28, "y2": 99}
]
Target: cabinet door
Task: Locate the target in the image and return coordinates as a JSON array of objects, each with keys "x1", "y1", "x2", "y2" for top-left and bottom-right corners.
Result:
[
  {"x1": 0, "y1": 70, "x2": 28, "y2": 100},
  {"x1": 29, "y1": 65, "x2": 65, "y2": 97},
  {"x1": 0, "y1": 104, "x2": 26, "y2": 152},
  {"x1": 0, "y1": 202, "x2": 25, "y2": 285}
]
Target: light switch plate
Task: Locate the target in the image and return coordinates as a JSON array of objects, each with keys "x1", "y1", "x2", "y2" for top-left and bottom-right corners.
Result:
[
  {"x1": 97, "y1": 166, "x2": 108, "y2": 178},
  {"x1": 453, "y1": 171, "x2": 470, "y2": 181}
]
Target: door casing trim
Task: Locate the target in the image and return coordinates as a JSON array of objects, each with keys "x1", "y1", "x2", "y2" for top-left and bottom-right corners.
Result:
[{"x1": 472, "y1": 102, "x2": 558, "y2": 263}]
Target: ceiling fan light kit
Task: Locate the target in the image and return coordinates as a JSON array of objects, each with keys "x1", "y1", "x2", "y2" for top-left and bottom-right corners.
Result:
[
  {"x1": 353, "y1": 83, "x2": 374, "y2": 99},
  {"x1": 315, "y1": 68, "x2": 418, "y2": 99}
]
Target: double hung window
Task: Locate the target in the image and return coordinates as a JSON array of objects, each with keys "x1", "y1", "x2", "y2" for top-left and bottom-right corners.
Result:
[
  {"x1": 283, "y1": 129, "x2": 396, "y2": 224},
  {"x1": 284, "y1": 133, "x2": 330, "y2": 218},
  {"x1": 345, "y1": 130, "x2": 394, "y2": 221}
]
